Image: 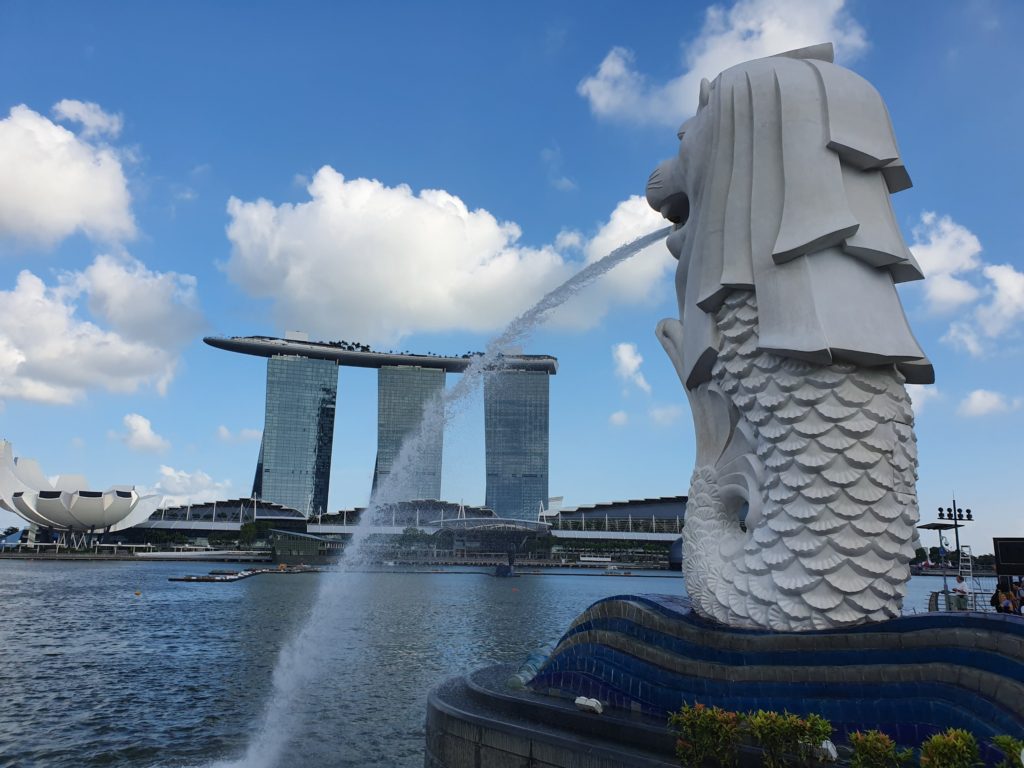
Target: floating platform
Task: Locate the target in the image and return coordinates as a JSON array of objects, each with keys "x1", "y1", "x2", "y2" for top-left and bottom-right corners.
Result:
[{"x1": 168, "y1": 565, "x2": 321, "y2": 583}]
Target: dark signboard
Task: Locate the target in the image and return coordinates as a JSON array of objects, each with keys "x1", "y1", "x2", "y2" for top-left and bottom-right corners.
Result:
[{"x1": 993, "y1": 538, "x2": 1024, "y2": 576}]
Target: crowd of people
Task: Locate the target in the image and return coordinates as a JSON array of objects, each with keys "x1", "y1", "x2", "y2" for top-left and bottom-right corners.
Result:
[{"x1": 990, "y1": 579, "x2": 1024, "y2": 614}]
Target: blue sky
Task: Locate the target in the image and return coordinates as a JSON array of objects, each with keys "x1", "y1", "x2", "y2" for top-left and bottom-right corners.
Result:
[{"x1": 0, "y1": 1, "x2": 1021, "y2": 553}]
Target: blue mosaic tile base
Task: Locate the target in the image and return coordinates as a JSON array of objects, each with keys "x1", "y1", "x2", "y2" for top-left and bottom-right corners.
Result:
[{"x1": 528, "y1": 594, "x2": 1024, "y2": 762}]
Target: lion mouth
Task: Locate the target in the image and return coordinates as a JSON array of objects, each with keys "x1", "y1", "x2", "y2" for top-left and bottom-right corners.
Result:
[{"x1": 666, "y1": 221, "x2": 687, "y2": 260}]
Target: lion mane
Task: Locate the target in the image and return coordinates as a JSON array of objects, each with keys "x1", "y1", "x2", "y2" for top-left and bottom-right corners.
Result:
[{"x1": 648, "y1": 42, "x2": 932, "y2": 391}]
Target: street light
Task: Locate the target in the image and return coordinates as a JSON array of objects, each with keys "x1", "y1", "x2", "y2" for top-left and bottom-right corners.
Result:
[
  {"x1": 936, "y1": 497, "x2": 973, "y2": 575},
  {"x1": 917, "y1": 496, "x2": 975, "y2": 610}
]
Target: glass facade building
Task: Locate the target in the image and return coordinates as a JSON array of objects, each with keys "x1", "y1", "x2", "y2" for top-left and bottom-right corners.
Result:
[
  {"x1": 252, "y1": 355, "x2": 337, "y2": 516},
  {"x1": 208, "y1": 334, "x2": 556, "y2": 518},
  {"x1": 373, "y1": 366, "x2": 445, "y2": 501},
  {"x1": 484, "y1": 369, "x2": 550, "y2": 519}
]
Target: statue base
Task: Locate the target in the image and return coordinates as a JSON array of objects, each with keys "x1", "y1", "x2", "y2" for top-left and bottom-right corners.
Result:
[
  {"x1": 426, "y1": 663, "x2": 678, "y2": 768},
  {"x1": 425, "y1": 594, "x2": 1024, "y2": 767}
]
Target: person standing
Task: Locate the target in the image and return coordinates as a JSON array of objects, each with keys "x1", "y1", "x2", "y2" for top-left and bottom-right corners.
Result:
[{"x1": 952, "y1": 575, "x2": 969, "y2": 610}]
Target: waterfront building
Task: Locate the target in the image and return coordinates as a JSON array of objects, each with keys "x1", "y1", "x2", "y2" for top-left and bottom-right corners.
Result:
[
  {"x1": 0, "y1": 440, "x2": 159, "y2": 534},
  {"x1": 484, "y1": 369, "x2": 551, "y2": 519},
  {"x1": 253, "y1": 352, "x2": 338, "y2": 516},
  {"x1": 129, "y1": 497, "x2": 308, "y2": 540},
  {"x1": 204, "y1": 335, "x2": 557, "y2": 513},
  {"x1": 540, "y1": 496, "x2": 687, "y2": 535},
  {"x1": 373, "y1": 366, "x2": 445, "y2": 501}
]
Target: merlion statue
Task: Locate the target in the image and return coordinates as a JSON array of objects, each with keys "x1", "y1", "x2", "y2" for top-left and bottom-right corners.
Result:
[{"x1": 648, "y1": 43, "x2": 933, "y2": 631}]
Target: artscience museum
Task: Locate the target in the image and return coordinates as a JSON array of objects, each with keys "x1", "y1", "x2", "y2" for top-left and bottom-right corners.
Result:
[{"x1": 0, "y1": 440, "x2": 159, "y2": 535}]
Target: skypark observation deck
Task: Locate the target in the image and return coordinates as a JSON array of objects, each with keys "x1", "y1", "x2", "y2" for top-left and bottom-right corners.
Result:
[{"x1": 203, "y1": 336, "x2": 558, "y2": 374}]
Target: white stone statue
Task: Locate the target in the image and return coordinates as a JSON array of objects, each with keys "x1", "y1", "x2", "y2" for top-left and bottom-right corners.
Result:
[{"x1": 648, "y1": 43, "x2": 933, "y2": 631}]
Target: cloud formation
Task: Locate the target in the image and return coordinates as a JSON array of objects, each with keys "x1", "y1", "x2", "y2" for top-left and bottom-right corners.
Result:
[
  {"x1": 52, "y1": 99, "x2": 123, "y2": 139},
  {"x1": 577, "y1": 0, "x2": 867, "y2": 126},
  {"x1": 612, "y1": 342, "x2": 651, "y2": 394},
  {"x1": 905, "y1": 384, "x2": 940, "y2": 414},
  {"x1": 0, "y1": 103, "x2": 134, "y2": 247},
  {"x1": 0, "y1": 255, "x2": 203, "y2": 404},
  {"x1": 224, "y1": 167, "x2": 670, "y2": 344},
  {"x1": 545, "y1": 195, "x2": 669, "y2": 328},
  {"x1": 910, "y1": 212, "x2": 983, "y2": 313},
  {"x1": 957, "y1": 389, "x2": 1022, "y2": 417},
  {"x1": 976, "y1": 264, "x2": 1024, "y2": 338},
  {"x1": 118, "y1": 413, "x2": 169, "y2": 452},
  {"x1": 908, "y1": 212, "x2": 1024, "y2": 357},
  {"x1": 148, "y1": 465, "x2": 233, "y2": 507}
]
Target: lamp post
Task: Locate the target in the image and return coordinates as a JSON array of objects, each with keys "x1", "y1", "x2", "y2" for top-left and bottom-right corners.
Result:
[{"x1": 937, "y1": 497, "x2": 973, "y2": 575}]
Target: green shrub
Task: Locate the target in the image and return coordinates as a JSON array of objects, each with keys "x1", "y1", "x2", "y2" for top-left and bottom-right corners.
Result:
[
  {"x1": 747, "y1": 710, "x2": 798, "y2": 768},
  {"x1": 804, "y1": 713, "x2": 834, "y2": 759},
  {"x1": 669, "y1": 702, "x2": 745, "y2": 767},
  {"x1": 992, "y1": 735, "x2": 1024, "y2": 768},
  {"x1": 747, "y1": 709, "x2": 834, "y2": 767},
  {"x1": 849, "y1": 730, "x2": 914, "y2": 768},
  {"x1": 919, "y1": 728, "x2": 980, "y2": 768}
]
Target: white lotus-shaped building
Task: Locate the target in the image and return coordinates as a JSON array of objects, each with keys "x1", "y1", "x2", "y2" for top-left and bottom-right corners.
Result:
[{"x1": 0, "y1": 440, "x2": 160, "y2": 532}]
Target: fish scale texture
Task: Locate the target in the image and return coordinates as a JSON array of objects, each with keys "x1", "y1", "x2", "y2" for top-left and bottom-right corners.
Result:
[{"x1": 683, "y1": 290, "x2": 920, "y2": 631}]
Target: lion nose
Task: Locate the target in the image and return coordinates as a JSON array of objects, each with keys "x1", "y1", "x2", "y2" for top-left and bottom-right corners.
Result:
[{"x1": 646, "y1": 159, "x2": 689, "y2": 225}]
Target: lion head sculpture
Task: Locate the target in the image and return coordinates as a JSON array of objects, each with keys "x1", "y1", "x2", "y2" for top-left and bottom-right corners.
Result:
[{"x1": 648, "y1": 42, "x2": 932, "y2": 391}]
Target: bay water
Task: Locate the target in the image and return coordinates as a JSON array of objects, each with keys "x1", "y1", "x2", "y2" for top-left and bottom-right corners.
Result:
[{"x1": 0, "y1": 561, "x2": 976, "y2": 767}]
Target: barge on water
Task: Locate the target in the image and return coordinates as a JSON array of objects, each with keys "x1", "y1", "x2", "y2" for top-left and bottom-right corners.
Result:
[{"x1": 168, "y1": 564, "x2": 321, "y2": 583}]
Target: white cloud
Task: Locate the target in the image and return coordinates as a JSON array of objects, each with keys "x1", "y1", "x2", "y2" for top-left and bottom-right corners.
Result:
[
  {"x1": 649, "y1": 404, "x2": 684, "y2": 426},
  {"x1": 75, "y1": 254, "x2": 204, "y2": 348},
  {"x1": 0, "y1": 104, "x2": 134, "y2": 247},
  {"x1": 910, "y1": 212, "x2": 983, "y2": 313},
  {"x1": 577, "y1": 0, "x2": 866, "y2": 126},
  {"x1": 147, "y1": 465, "x2": 232, "y2": 507},
  {"x1": 612, "y1": 342, "x2": 651, "y2": 393},
  {"x1": 0, "y1": 255, "x2": 203, "y2": 404},
  {"x1": 52, "y1": 99, "x2": 123, "y2": 139},
  {"x1": 957, "y1": 389, "x2": 1022, "y2": 417},
  {"x1": 224, "y1": 167, "x2": 672, "y2": 344},
  {"x1": 906, "y1": 384, "x2": 940, "y2": 414},
  {"x1": 552, "y1": 196, "x2": 672, "y2": 328},
  {"x1": 119, "y1": 413, "x2": 169, "y2": 452},
  {"x1": 554, "y1": 229, "x2": 583, "y2": 251},
  {"x1": 942, "y1": 321, "x2": 983, "y2": 357},
  {"x1": 609, "y1": 410, "x2": 629, "y2": 427},
  {"x1": 908, "y1": 212, "x2": 1024, "y2": 356},
  {"x1": 217, "y1": 425, "x2": 262, "y2": 442},
  {"x1": 976, "y1": 263, "x2": 1024, "y2": 337}
]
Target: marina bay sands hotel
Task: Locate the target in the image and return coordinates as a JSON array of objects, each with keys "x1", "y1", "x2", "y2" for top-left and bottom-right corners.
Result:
[{"x1": 204, "y1": 333, "x2": 557, "y2": 520}]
